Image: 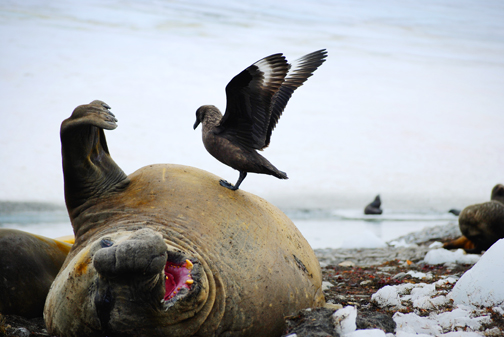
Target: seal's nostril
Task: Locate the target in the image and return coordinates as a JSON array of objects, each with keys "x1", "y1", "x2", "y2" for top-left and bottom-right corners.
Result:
[{"x1": 101, "y1": 238, "x2": 113, "y2": 248}]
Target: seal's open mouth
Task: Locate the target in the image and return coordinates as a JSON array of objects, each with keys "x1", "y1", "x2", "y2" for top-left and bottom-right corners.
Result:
[{"x1": 164, "y1": 258, "x2": 194, "y2": 302}]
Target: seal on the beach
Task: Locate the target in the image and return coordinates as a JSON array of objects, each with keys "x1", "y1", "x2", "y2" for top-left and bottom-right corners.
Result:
[
  {"x1": 448, "y1": 209, "x2": 461, "y2": 216},
  {"x1": 193, "y1": 49, "x2": 327, "y2": 190},
  {"x1": 0, "y1": 229, "x2": 72, "y2": 317},
  {"x1": 364, "y1": 195, "x2": 383, "y2": 215},
  {"x1": 444, "y1": 184, "x2": 504, "y2": 253},
  {"x1": 491, "y1": 183, "x2": 504, "y2": 203},
  {"x1": 44, "y1": 101, "x2": 324, "y2": 337}
]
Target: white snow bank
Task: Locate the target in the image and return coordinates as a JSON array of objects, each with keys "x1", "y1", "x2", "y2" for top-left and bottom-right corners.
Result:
[
  {"x1": 450, "y1": 239, "x2": 504, "y2": 307},
  {"x1": 423, "y1": 248, "x2": 480, "y2": 265}
]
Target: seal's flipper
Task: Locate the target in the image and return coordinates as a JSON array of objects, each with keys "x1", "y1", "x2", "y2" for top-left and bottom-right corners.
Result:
[{"x1": 61, "y1": 101, "x2": 128, "y2": 221}]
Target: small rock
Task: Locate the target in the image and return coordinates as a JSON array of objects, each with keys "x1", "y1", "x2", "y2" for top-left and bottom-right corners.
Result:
[
  {"x1": 282, "y1": 307, "x2": 336, "y2": 337},
  {"x1": 356, "y1": 312, "x2": 396, "y2": 333},
  {"x1": 392, "y1": 272, "x2": 408, "y2": 280},
  {"x1": 324, "y1": 303, "x2": 343, "y2": 310},
  {"x1": 360, "y1": 280, "x2": 373, "y2": 286},
  {"x1": 339, "y1": 261, "x2": 355, "y2": 267},
  {"x1": 12, "y1": 327, "x2": 30, "y2": 337},
  {"x1": 484, "y1": 327, "x2": 503, "y2": 336},
  {"x1": 322, "y1": 281, "x2": 334, "y2": 291}
]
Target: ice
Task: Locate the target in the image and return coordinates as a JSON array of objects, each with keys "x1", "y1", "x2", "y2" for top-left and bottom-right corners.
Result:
[
  {"x1": 394, "y1": 305, "x2": 490, "y2": 335},
  {"x1": 429, "y1": 242, "x2": 444, "y2": 249},
  {"x1": 450, "y1": 239, "x2": 504, "y2": 308},
  {"x1": 413, "y1": 295, "x2": 449, "y2": 310},
  {"x1": 371, "y1": 286, "x2": 403, "y2": 308},
  {"x1": 370, "y1": 257, "x2": 501, "y2": 336},
  {"x1": 423, "y1": 248, "x2": 480, "y2": 265},
  {"x1": 406, "y1": 271, "x2": 433, "y2": 280},
  {"x1": 333, "y1": 305, "x2": 357, "y2": 335},
  {"x1": 393, "y1": 312, "x2": 443, "y2": 335}
]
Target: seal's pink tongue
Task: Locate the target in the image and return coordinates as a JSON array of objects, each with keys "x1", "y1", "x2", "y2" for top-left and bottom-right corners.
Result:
[{"x1": 164, "y1": 259, "x2": 193, "y2": 301}]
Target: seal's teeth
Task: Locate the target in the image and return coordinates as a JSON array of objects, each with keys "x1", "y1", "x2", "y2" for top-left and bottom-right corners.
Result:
[
  {"x1": 185, "y1": 259, "x2": 193, "y2": 270},
  {"x1": 186, "y1": 279, "x2": 194, "y2": 285}
]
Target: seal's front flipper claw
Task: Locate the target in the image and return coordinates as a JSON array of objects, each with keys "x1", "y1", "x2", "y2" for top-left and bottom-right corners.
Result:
[{"x1": 64, "y1": 100, "x2": 118, "y2": 131}]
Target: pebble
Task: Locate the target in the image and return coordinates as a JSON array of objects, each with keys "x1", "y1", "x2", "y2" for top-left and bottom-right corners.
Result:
[
  {"x1": 392, "y1": 272, "x2": 408, "y2": 280},
  {"x1": 12, "y1": 327, "x2": 30, "y2": 337},
  {"x1": 322, "y1": 281, "x2": 334, "y2": 291},
  {"x1": 339, "y1": 261, "x2": 356, "y2": 267}
]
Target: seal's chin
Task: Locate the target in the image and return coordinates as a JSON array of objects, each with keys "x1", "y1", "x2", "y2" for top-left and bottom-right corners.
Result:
[{"x1": 164, "y1": 258, "x2": 194, "y2": 302}]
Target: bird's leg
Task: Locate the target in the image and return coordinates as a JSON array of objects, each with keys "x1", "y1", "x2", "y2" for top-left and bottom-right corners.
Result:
[{"x1": 220, "y1": 171, "x2": 247, "y2": 191}]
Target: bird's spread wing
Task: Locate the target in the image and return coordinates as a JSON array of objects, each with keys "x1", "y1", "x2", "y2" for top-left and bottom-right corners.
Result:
[
  {"x1": 219, "y1": 53, "x2": 289, "y2": 150},
  {"x1": 264, "y1": 49, "x2": 327, "y2": 148}
]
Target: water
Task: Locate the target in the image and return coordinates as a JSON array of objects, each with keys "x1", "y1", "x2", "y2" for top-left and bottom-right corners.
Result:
[
  {"x1": 0, "y1": 201, "x2": 459, "y2": 249},
  {"x1": 1, "y1": 0, "x2": 503, "y2": 247}
]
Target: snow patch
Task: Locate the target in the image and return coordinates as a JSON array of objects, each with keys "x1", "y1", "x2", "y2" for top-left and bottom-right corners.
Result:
[
  {"x1": 450, "y1": 239, "x2": 504, "y2": 308},
  {"x1": 394, "y1": 305, "x2": 490, "y2": 335},
  {"x1": 333, "y1": 305, "x2": 357, "y2": 335},
  {"x1": 423, "y1": 248, "x2": 480, "y2": 265}
]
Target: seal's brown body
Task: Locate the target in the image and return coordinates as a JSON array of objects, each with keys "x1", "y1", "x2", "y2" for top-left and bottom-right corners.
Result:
[
  {"x1": 444, "y1": 184, "x2": 504, "y2": 253},
  {"x1": 0, "y1": 229, "x2": 71, "y2": 317},
  {"x1": 44, "y1": 101, "x2": 323, "y2": 337}
]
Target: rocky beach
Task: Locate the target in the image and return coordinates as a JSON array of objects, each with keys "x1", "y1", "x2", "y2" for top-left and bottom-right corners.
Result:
[{"x1": 3, "y1": 223, "x2": 503, "y2": 337}]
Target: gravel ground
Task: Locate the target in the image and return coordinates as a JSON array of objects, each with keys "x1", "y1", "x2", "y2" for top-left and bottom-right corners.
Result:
[
  {"x1": 281, "y1": 223, "x2": 504, "y2": 337},
  {"x1": 315, "y1": 222, "x2": 462, "y2": 268}
]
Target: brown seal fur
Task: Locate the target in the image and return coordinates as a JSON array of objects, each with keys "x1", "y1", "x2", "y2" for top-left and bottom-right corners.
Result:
[
  {"x1": 444, "y1": 184, "x2": 504, "y2": 253},
  {"x1": 0, "y1": 229, "x2": 71, "y2": 317},
  {"x1": 194, "y1": 50, "x2": 327, "y2": 190},
  {"x1": 43, "y1": 101, "x2": 324, "y2": 337}
]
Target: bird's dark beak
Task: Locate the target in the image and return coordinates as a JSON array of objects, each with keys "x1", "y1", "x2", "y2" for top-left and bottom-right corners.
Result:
[{"x1": 193, "y1": 119, "x2": 200, "y2": 130}]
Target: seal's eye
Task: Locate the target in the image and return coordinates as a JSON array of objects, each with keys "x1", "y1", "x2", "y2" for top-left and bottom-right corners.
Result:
[{"x1": 100, "y1": 238, "x2": 113, "y2": 248}]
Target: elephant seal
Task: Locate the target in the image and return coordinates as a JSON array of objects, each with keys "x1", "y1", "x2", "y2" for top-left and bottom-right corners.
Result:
[
  {"x1": 364, "y1": 195, "x2": 382, "y2": 215},
  {"x1": 44, "y1": 100, "x2": 324, "y2": 337},
  {"x1": 444, "y1": 184, "x2": 504, "y2": 253},
  {"x1": 0, "y1": 229, "x2": 72, "y2": 317}
]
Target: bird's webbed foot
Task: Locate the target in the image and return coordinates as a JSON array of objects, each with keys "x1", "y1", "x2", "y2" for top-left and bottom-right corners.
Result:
[
  {"x1": 219, "y1": 172, "x2": 246, "y2": 191},
  {"x1": 220, "y1": 180, "x2": 238, "y2": 191}
]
